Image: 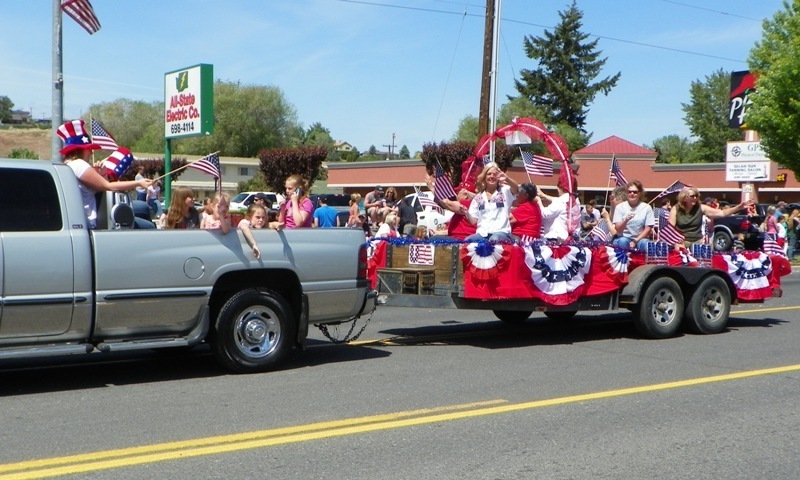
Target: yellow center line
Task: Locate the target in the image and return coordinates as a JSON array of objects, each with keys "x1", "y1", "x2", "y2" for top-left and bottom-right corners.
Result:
[{"x1": 3, "y1": 364, "x2": 800, "y2": 479}]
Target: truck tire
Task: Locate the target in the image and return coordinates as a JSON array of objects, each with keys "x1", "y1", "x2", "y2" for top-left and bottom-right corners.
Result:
[
  {"x1": 684, "y1": 275, "x2": 731, "y2": 334},
  {"x1": 212, "y1": 288, "x2": 295, "y2": 373},
  {"x1": 633, "y1": 277, "x2": 683, "y2": 339},
  {"x1": 543, "y1": 311, "x2": 577, "y2": 321},
  {"x1": 713, "y1": 231, "x2": 733, "y2": 252},
  {"x1": 493, "y1": 310, "x2": 532, "y2": 324}
]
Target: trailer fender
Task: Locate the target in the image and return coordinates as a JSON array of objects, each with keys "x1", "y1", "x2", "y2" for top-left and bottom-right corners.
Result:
[{"x1": 619, "y1": 265, "x2": 736, "y2": 307}]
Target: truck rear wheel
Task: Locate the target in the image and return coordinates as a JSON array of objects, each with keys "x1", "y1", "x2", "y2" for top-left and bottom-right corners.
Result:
[
  {"x1": 713, "y1": 231, "x2": 733, "y2": 252},
  {"x1": 493, "y1": 310, "x2": 532, "y2": 324},
  {"x1": 634, "y1": 277, "x2": 683, "y2": 339},
  {"x1": 212, "y1": 288, "x2": 295, "y2": 373},
  {"x1": 684, "y1": 275, "x2": 730, "y2": 334}
]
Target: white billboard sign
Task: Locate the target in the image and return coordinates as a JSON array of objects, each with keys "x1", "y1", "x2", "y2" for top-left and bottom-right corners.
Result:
[{"x1": 725, "y1": 140, "x2": 772, "y2": 182}]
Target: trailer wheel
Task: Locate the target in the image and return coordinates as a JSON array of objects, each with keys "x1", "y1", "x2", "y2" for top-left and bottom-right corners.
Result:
[
  {"x1": 493, "y1": 310, "x2": 532, "y2": 324},
  {"x1": 634, "y1": 277, "x2": 683, "y2": 339},
  {"x1": 544, "y1": 311, "x2": 577, "y2": 321},
  {"x1": 684, "y1": 275, "x2": 730, "y2": 334},
  {"x1": 212, "y1": 288, "x2": 295, "y2": 373}
]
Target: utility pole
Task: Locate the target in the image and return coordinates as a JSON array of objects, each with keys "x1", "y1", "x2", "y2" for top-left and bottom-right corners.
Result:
[
  {"x1": 382, "y1": 132, "x2": 396, "y2": 160},
  {"x1": 478, "y1": 0, "x2": 495, "y2": 140}
]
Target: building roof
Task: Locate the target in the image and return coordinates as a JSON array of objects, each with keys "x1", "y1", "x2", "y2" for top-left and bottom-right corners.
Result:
[{"x1": 574, "y1": 135, "x2": 656, "y2": 158}]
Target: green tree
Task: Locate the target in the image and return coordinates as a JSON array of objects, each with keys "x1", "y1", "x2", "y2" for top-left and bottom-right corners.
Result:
[
  {"x1": 747, "y1": 2, "x2": 800, "y2": 177},
  {"x1": 179, "y1": 81, "x2": 304, "y2": 157},
  {"x1": 650, "y1": 135, "x2": 695, "y2": 164},
  {"x1": 514, "y1": 0, "x2": 620, "y2": 131},
  {"x1": 86, "y1": 99, "x2": 163, "y2": 153},
  {"x1": 681, "y1": 69, "x2": 744, "y2": 163},
  {"x1": 303, "y1": 122, "x2": 334, "y2": 148},
  {"x1": 238, "y1": 170, "x2": 271, "y2": 193},
  {"x1": 0, "y1": 95, "x2": 12, "y2": 123},
  {"x1": 496, "y1": 96, "x2": 551, "y2": 126},
  {"x1": 368, "y1": 145, "x2": 377, "y2": 156},
  {"x1": 398, "y1": 145, "x2": 410, "y2": 159},
  {"x1": 452, "y1": 115, "x2": 480, "y2": 143}
]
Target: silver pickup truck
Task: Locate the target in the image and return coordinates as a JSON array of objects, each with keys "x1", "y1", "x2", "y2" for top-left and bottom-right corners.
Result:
[{"x1": 0, "y1": 159, "x2": 376, "y2": 373}]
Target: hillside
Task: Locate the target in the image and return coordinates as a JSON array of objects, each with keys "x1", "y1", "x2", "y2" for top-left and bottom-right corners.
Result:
[{"x1": 0, "y1": 128, "x2": 51, "y2": 159}]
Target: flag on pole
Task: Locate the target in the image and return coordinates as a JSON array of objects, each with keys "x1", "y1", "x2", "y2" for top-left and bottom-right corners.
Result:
[
  {"x1": 61, "y1": 0, "x2": 101, "y2": 35},
  {"x1": 651, "y1": 180, "x2": 690, "y2": 203},
  {"x1": 520, "y1": 149, "x2": 554, "y2": 177},
  {"x1": 433, "y1": 162, "x2": 458, "y2": 201},
  {"x1": 188, "y1": 153, "x2": 221, "y2": 179},
  {"x1": 589, "y1": 219, "x2": 610, "y2": 242},
  {"x1": 414, "y1": 187, "x2": 442, "y2": 213},
  {"x1": 90, "y1": 119, "x2": 119, "y2": 151},
  {"x1": 653, "y1": 207, "x2": 670, "y2": 230},
  {"x1": 658, "y1": 221, "x2": 685, "y2": 246},
  {"x1": 482, "y1": 154, "x2": 492, "y2": 165},
  {"x1": 610, "y1": 156, "x2": 627, "y2": 187}
]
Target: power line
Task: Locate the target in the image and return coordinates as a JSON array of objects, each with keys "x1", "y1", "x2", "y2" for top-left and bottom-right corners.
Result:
[
  {"x1": 657, "y1": 0, "x2": 762, "y2": 22},
  {"x1": 333, "y1": 0, "x2": 751, "y2": 63}
]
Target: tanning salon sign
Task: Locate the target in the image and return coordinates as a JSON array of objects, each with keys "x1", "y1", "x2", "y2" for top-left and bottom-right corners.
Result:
[{"x1": 164, "y1": 64, "x2": 214, "y2": 139}]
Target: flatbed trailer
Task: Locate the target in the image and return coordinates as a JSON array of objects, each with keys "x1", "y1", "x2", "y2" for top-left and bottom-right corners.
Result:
[{"x1": 373, "y1": 240, "x2": 789, "y2": 339}]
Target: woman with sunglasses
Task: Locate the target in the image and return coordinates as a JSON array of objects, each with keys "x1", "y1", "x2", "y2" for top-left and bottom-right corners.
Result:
[
  {"x1": 612, "y1": 180, "x2": 654, "y2": 250},
  {"x1": 669, "y1": 187, "x2": 750, "y2": 247}
]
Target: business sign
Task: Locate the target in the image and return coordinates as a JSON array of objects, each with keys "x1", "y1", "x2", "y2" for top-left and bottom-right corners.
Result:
[
  {"x1": 725, "y1": 140, "x2": 772, "y2": 182},
  {"x1": 729, "y1": 70, "x2": 757, "y2": 129},
  {"x1": 164, "y1": 64, "x2": 214, "y2": 139}
]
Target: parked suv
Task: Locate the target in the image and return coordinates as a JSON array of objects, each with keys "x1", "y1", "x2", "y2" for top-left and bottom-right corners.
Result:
[{"x1": 712, "y1": 203, "x2": 767, "y2": 251}]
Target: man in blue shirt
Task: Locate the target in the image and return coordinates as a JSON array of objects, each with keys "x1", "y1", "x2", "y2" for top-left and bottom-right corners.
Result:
[{"x1": 313, "y1": 196, "x2": 339, "y2": 228}]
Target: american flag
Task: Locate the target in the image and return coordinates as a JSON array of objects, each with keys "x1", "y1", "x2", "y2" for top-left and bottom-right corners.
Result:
[
  {"x1": 482, "y1": 154, "x2": 492, "y2": 165},
  {"x1": 763, "y1": 233, "x2": 786, "y2": 257},
  {"x1": 651, "y1": 180, "x2": 689, "y2": 203},
  {"x1": 433, "y1": 162, "x2": 457, "y2": 201},
  {"x1": 408, "y1": 244, "x2": 434, "y2": 265},
  {"x1": 590, "y1": 219, "x2": 610, "y2": 242},
  {"x1": 659, "y1": 221, "x2": 685, "y2": 246},
  {"x1": 414, "y1": 187, "x2": 442, "y2": 213},
  {"x1": 188, "y1": 153, "x2": 221, "y2": 178},
  {"x1": 610, "y1": 156, "x2": 627, "y2": 187},
  {"x1": 653, "y1": 207, "x2": 669, "y2": 230},
  {"x1": 90, "y1": 119, "x2": 119, "y2": 151},
  {"x1": 61, "y1": 0, "x2": 101, "y2": 34},
  {"x1": 520, "y1": 149, "x2": 553, "y2": 177}
]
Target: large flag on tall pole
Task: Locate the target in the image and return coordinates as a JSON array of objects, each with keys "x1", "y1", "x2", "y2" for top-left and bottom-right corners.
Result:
[
  {"x1": 61, "y1": 0, "x2": 101, "y2": 34},
  {"x1": 609, "y1": 155, "x2": 627, "y2": 187}
]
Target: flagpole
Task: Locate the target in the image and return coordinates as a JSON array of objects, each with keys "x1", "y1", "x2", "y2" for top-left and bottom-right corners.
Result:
[
  {"x1": 152, "y1": 151, "x2": 220, "y2": 182},
  {"x1": 51, "y1": 0, "x2": 64, "y2": 162},
  {"x1": 519, "y1": 148, "x2": 533, "y2": 184}
]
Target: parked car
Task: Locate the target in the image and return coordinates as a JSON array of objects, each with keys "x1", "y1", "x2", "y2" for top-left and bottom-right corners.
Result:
[
  {"x1": 309, "y1": 193, "x2": 351, "y2": 226},
  {"x1": 230, "y1": 191, "x2": 283, "y2": 211}
]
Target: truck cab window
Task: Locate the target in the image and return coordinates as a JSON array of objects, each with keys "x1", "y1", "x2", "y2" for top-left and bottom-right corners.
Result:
[{"x1": 0, "y1": 169, "x2": 63, "y2": 232}]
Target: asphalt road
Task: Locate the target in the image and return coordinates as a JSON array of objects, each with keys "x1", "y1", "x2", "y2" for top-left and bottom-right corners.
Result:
[{"x1": 1, "y1": 272, "x2": 799, "y2": 479}]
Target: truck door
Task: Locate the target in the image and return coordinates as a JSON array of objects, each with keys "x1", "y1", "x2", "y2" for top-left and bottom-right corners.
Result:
[{"x1": 0, "y1": 168, "x2": 81, "y2": 340}]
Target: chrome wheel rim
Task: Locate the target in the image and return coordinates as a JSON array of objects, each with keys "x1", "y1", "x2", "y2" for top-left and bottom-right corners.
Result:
[{"x1": 234, "y1": 306, "x2": 280, "y2": 359}]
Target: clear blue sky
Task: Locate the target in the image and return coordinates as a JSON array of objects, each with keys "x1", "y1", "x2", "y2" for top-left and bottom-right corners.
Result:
[{"x1": 1, "y1": 0, "x2": 784, "y2": 155}]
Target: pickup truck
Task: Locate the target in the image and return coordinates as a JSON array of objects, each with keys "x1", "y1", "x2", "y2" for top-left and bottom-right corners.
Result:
[
  {"x1": 0, "y1": 159, "x2": 376, "y2": 373},
  {"x1": 712, "y1": 203, "x2": 767, "y2": 252}
]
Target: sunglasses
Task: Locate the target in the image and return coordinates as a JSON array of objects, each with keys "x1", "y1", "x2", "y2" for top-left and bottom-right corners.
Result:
[
  {"x1": 688, "y1": 194, "x2": 697, "y2": 199},
  {"x1": 627, "y1": 190, "x2": 639, "y2": 194}
]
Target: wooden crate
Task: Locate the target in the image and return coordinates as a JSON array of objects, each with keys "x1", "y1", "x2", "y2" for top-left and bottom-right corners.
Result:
[
  {"x1": 388, "y1": 244, "x2": 461, "y2": 290},
  {"x1": 377, "y1": 267, "x2": 435, "y2": 295}
]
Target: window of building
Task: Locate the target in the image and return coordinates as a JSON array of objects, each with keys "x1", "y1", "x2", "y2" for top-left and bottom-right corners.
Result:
[
  {"x1": 239, "y1": 167, "x2": 251, "y2": 176},
  {"x1": 0, "y1": 169, "x2": 63, "y2": 231}
]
